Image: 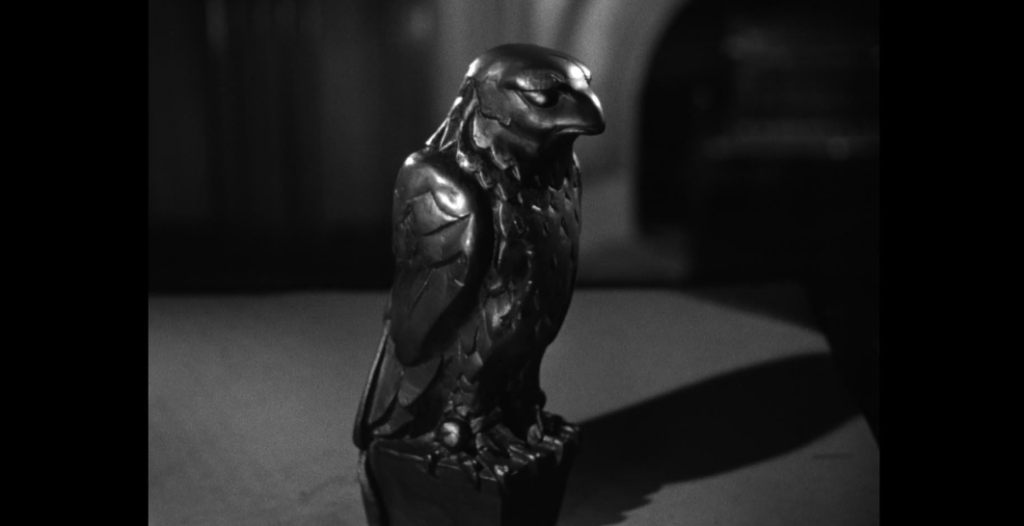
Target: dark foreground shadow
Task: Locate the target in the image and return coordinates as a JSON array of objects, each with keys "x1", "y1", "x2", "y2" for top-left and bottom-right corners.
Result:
[{"x1": 559, "y1": 353, "x2": 860, "y2": 525}]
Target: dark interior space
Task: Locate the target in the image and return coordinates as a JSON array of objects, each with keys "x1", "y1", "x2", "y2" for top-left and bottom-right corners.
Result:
[
  {"x1": 640, "y1": 0, "x2": 878, "y2": 281},
  {"x1": 638, "y1": 0, "x2": 878, "y2": 439},
  {"x1": 149, "y1": 1, "x2": 879, "y2": 523},
  {"x1": 149, "y1": 0, "x2": 878, "y2": 294}
]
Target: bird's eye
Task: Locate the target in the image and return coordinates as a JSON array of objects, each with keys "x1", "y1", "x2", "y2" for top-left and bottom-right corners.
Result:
[{"x1": 520, "y1": 89, "x2": 560, "y2": 108}]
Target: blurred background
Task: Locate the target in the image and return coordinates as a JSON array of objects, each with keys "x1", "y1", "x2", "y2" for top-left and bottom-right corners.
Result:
[{"x1": 149, "y1": 0, "x2": 877, "y2": 434}]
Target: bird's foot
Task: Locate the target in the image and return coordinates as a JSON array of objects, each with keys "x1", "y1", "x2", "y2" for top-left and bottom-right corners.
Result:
[
  {"x1": 436, "y1": 408, "x2": 574, "y2": 489},
  {"x1": 489, "y1": 422, "x2": 544, "y2": 473},
  {"x1": 419, "y1": 437, "x2": 492, "y2": 490},
  {"x1": 466, "y1": 421, "x2": 548, "y2": 492},
  {"x1": 421, "y1": 442, "x2": 447, "y2": 478},
  {"x1": 526, "y1": 408, "x2": 578, "y2": 466},
  {"x1": 469, "y1": 439, "x2": 513, "y2": 490},
  {"x1": 456, "y1": 421, "x2": 524, "y2": 491}
]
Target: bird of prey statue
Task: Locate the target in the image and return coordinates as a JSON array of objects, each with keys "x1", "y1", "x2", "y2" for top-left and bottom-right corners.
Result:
[{"x1": 353, "y1": 43, "x2": 605, "y2": 525}]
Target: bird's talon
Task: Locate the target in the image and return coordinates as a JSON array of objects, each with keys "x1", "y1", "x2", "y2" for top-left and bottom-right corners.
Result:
[
  {"x1": 474, "y1": 449, "x2": 512, "y2": 491},
  {"x1": 423, "y1": 446, "x2": 446, "y2": 478},
  {"x1": 534, "y1": 406, "x2": 546, "y2": 435},
  {"x1": 527, "y1": 423, "x2": 544, "y2": 446},
  {"x1": 539, "y1": 435, "x2": 565, "y2": 465},
  {"x1": 460, "y1": 455, "x2": 483, "y2": 489},
  {"x1": 492, "y1": 462, "x2": 510, "y2": 491},
  {"x1": 475, "y1": 432, "x2": 502, "y2": 456},
  {"x1": 557, "y1": 421, "x2": 579, "y2": 441},
  {"x1": 509, "y1": 445, "x2": 541, "y2": 475}
]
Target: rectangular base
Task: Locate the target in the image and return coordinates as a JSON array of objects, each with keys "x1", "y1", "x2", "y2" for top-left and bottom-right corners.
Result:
[{"x1": 361, "y1": 429, "x2": 579, "y2": 526}]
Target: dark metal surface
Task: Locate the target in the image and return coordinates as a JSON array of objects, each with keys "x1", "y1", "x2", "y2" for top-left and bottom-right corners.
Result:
[{"x1": 352, "y1": 44, "x2": 604, "y2": 525}]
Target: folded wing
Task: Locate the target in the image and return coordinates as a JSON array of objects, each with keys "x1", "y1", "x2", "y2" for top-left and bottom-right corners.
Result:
[{"x1": 353, "y1": 152, "x2": 486, "y2": 448}]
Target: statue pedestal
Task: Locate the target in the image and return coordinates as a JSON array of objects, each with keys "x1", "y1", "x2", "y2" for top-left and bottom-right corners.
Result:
[{"x1": 360, "y1": 427, "x2": 579, "y2": 526}]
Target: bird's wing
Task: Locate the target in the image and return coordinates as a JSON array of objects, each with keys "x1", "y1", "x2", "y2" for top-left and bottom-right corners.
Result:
[
  {"x1": 388, "y1": 152, "x2": 483, "y2": 366},
  {"x1": 353, "y1": 151, "x2": 486, "y2": 448}
]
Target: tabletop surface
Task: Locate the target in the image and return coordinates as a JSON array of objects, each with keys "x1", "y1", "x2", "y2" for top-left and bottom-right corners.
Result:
[{"x1": 148, "y1": 284, "x2": 879, "y2": 525}]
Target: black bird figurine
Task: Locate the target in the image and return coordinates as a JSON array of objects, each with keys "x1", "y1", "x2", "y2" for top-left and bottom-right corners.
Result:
[{"x1": 353, "y1": 43, "x2": 605, "y2": 525}]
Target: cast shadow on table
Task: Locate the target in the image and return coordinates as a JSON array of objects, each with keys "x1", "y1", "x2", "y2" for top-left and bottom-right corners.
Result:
[{"x1": 558, "y1": 353, "x2": 859, "y2": 526}]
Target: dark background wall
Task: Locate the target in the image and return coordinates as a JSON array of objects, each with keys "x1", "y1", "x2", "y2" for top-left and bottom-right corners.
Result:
[
  {"x1": 641, "y1": 0, "x2": 878, "y2": 280},
  {"x1": 149, "y1": 0, "x2": 437, "y2": 290},
  {"x1": 149, "y1": 0, "x2": 876, "y2": 291}
]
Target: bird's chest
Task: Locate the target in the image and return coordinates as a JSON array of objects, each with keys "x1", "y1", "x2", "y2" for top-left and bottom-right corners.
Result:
[{"x1": 482, "y1": 175, "x2": 581, "y2": 346}]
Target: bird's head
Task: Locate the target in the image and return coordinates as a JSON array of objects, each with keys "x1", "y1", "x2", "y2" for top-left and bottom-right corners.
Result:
[{"x1": 465, "y1": 44, "x2": 605, "y2": 161}]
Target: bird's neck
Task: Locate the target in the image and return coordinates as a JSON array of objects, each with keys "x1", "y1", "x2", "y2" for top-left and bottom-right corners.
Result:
[
  {"x1": 518, "y1": 147, "x2": 575, "y2": 189},
  {"x1": 488, "y1": 141, "x2": 575, "y2": 192}
]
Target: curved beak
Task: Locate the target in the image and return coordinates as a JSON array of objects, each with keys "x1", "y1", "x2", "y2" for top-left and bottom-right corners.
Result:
[{"x1": 558, "y1": 86, "x2": 606, "y2": 136}]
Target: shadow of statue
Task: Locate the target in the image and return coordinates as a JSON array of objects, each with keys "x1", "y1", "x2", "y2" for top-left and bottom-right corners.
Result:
[{"x1": 558, "y1": 353, "x2": 860, "y2": 525}]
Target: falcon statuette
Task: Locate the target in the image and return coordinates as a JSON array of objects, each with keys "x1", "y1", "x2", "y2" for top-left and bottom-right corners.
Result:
[{"x1": 353, "y1": 43, "x2": 605, "y2": 526}]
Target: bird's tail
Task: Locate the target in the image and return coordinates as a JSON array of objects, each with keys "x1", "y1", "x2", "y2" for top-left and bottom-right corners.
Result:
[
  {"x1": 357, "y1": 450, "x2": 387, "y2": 526},
  {"x1": 353, "y1": 321, "x2": 391, "y2": 450}
]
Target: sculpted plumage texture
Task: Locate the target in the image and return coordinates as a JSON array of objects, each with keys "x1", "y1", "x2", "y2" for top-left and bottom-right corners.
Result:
[{"x1": 353, "y1": 44, "x2": 604, "y2": 488}]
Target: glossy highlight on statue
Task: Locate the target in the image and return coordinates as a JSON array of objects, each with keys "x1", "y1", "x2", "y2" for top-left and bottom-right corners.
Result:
[{"x1": 353, "y1": 43, "x2": 605, "y2": 526}]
